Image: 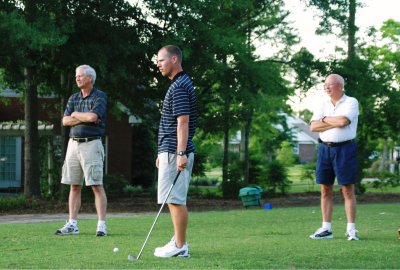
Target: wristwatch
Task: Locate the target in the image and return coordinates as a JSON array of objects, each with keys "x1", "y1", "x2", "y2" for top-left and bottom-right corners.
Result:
[{"x1": 177, "y1": 151, "x2": 186, "y2": 156}]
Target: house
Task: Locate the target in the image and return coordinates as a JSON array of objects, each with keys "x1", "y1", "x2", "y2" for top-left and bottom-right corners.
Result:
[
  {"x1": 0, "y1": 89, "x2": 139, "y2": 190},
  {"x1": 286, "y1": 115, "x2": 319, "y2": 164}
]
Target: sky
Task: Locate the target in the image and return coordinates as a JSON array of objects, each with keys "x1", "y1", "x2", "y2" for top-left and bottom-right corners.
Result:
[{"x1": 270, "y1": 0, "x2": 400, "y2": 113}]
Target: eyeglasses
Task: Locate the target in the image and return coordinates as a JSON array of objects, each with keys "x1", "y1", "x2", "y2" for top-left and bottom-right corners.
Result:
[{"x1": 324, "y1": 83, "x2": 338, "y2": 89}]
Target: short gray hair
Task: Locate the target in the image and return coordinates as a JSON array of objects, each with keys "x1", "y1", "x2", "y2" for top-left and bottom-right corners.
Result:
[
  {"x1": 329, "y1": 74, "x2": 345, "y2": 87},
  {"x1": 76, "y1": 65, "x2": 96, "y2": 84}
]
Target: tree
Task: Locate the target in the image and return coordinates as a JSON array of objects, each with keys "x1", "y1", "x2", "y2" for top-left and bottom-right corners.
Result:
[{"x1": 0, "y1": 0, "x2": 69, "y2": 198}]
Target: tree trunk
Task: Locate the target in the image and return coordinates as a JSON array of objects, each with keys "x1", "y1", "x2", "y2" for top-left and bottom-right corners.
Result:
[
  {"x1": 24, "y1": 66, "x2": 41, "y2": 198},
  {"x1": 379, "y1": 138, "x2": 387, "y2": 171},
  {"x1": 222, "y1": 122, "x2": 229, "y2": 184},
  {"x1": 347, "y1": 0, "x2": 356, "y2": 62},
  {"x1": 243, "y1": 110, "x2": 252, "y2": 184}
]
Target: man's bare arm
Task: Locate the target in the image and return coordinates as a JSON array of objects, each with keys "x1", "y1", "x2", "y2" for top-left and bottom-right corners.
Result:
[
  {"x1": 62, "y1": 116, "x2": 81, "y2": 126},
  {"x1": 310, "y1": 116, "x2": 350, "y2": 132},
  {"x1": 71, "y1": 111, "x2": 99, "y2": 123}
]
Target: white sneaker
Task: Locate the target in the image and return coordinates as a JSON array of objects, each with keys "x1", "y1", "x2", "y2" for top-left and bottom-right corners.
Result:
[
  {"x1": 309, "y1": 227, "x2": 333, "y2": 239},
  {"x1": 154, "y1": 237, "x2": 190, "y2": 258},
  {"x1": 346, "y1": 229, "x2": 359, "y2": 241},
  {"x1": 96, "y1": 223, "x2": 107, "y2": 237},
  {"x1": 55, "y1": 221, "x2": 79, "y2": 235}
]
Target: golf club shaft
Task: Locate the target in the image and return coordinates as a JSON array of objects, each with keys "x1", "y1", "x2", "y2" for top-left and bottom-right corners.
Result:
[{"x1": 135, "y1": 170, "x2": 181, "y2": 260}]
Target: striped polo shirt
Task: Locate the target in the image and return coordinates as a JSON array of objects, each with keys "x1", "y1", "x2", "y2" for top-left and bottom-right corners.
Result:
[
  {"x1": 64, "y1": 87, "x2": 107, "y2": 137},
  {"x1": 158, "y1": 71, "x2": 197, "y2": 154}
]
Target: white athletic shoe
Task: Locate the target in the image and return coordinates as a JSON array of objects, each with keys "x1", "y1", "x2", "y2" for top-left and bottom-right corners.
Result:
[
  {"x1": 309, "y1": 227, "x2": 333, "y2": 239},
  {"x1": 154, "y1": 237, "x2": 190, "y2": 258},
  {"x1": 346, "y1": 229, "x2": 359, "y2": 241},
  {"x1": 55, "y1": 221, "x2": 79, "y2": 235},
  {"x1": 96, "y1": 223, "x2": 107, "y2": 237}
]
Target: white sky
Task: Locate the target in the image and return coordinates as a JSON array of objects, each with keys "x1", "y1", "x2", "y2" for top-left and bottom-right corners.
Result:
[{"x1": 275, "y1": 0, "x2": 400, "y2": 113}]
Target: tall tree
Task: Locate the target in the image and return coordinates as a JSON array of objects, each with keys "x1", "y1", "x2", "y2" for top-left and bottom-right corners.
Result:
[{"x1": 0, "y1": 0, "x2": 68, "y2": 197}]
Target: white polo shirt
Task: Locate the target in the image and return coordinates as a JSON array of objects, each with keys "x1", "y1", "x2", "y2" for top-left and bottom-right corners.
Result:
[{"x1": 311, "y1": 94, "x2": 359, "y2": 143}]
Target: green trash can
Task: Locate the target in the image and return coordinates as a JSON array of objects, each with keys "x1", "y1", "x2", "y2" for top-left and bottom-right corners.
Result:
[{"x1": 239, "y1": 186, "x2": 262, "y2": 208}]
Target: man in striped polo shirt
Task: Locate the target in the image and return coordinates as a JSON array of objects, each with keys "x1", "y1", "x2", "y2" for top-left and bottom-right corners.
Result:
[{"x1": 154, "y1": 45, "x2": 197, "y2": 258}]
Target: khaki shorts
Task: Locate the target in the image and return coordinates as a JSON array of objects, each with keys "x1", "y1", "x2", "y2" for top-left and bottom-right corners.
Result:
[
  {"x1": 157, "y1": 152, "x2": 194, "y2": 205},
  {"x1": 61, "y1": 138, "x2": 105, "y2": 186}
]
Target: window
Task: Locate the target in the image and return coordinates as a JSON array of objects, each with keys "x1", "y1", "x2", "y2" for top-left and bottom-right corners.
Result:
[{"x1": 0, "y1": 137, "x2": 22, "y2": 188}]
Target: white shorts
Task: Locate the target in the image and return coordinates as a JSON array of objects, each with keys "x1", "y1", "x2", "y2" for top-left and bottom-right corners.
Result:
[
  {"x1": 157, "y1": 152, "x2": 194, "y2": 205},
  {"x1": 61, "y1": 139, "x2": 105, "y2": 186}
]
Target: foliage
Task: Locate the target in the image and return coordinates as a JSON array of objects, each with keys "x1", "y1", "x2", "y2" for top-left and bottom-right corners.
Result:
[
  {"x1": 191, "y1": 177, "x2": 220, "y2": 187},
  {"x1": 103, "y1": 173, "x2": 129, "y2": 199},
  {"x1": 0, "y1": 195, "x2": 37, "y2": 212},
  {"x1": 300, "y1": 163, "x2": 316, "y2": 191},
  {"x1": 264, "y1": 160, "x2": 291, "y2": 194},
  {"x1": 370, "y1": 171, "x2": 400, "y2": 191},
  {"x1": 188, "y1": 186, "x2": 222, "y2": 199},
  {"x1": 123, "y1": 185, "x2": 144, "y2": 198},
  {"x1": 276, "y1": 141, "x2": 297, "y2": 166}
]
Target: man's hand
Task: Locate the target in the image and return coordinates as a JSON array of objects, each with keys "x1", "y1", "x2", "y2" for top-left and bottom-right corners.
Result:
[
  {"x1": 310, "y1": 116, "x2": 350, "y2": 132},
  {"x1": 177, "y1": 155, "x2": 188, "y2": 171}
]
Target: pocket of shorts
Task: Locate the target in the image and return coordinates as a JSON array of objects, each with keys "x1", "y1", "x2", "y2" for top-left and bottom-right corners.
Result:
[{"x1": 91, "y1": 163, "x2": 104, "y2": 182}]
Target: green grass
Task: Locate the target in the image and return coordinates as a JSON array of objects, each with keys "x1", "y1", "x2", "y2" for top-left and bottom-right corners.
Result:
[{"x1": 0, "y1": 203, "x2": 399, "y2": 269}]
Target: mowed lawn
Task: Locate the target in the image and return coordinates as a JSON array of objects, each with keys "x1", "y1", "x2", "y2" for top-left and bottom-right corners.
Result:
[{"x1": 0, "y1": 203, "x2": 399, "y2": 269}]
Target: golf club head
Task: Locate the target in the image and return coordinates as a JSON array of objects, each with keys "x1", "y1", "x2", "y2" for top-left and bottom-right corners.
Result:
[{"x1": 127, "y1": 253, "x2": 138, "y2": 261}]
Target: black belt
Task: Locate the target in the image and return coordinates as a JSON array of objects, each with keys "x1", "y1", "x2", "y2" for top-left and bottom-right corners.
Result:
[
  {"x1": 318, "y1": 138, "x2": 353, "y2": 147},
  {"x1": 72, "y1": 137, "x2": 101, "y2": 143}
]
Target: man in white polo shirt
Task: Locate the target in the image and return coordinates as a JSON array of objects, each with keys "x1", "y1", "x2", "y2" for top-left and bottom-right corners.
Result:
[{"x1": 309, "y1": 74, "x2": 360, "y2": 241}]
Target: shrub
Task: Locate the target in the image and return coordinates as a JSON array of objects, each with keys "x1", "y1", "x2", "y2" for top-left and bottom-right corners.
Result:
[
  {"x1": 264, "y1": 160, "x2": 291, "y2": 194},
  {"x1": 370, "y1": 171, "x2": 400, "y2": 190},
  {"x1": 300, "y1": 163, "x2": 316, "y2": 191},
  {"x1": 103, "y1": 173, "x2": 129, "y2": 199},
  {"x1": 123, "y1": 185, "x2": 144, "y2": 198}
]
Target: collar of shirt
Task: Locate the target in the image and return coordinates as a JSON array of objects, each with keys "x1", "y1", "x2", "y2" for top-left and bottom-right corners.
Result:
[
  {"x1": 171, "y1": 71, "x2": 186, "y2": 83},
  {"x1": 80, "y1": 87, "x2": 96, "y2": 99}
]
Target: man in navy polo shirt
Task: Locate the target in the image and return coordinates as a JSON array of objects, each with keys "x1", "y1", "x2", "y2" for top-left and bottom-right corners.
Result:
[
  {"x1": 153, "y1": 45, "x2": 196, "y2": 258},
  {"x1": 309, "y1": 74, "x2": 359, "y2": 241},
  {"x1": 55, "y1": 65, "x2": 108, "y2": 237}
]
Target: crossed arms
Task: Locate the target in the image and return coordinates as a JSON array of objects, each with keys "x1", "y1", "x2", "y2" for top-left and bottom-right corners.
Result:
[
  {"x1": 310, "y1": 116, "x2": 350, "y2": 132},
  {"x1": 62, "y1": 112, "x2": 99, "y2": 127}
]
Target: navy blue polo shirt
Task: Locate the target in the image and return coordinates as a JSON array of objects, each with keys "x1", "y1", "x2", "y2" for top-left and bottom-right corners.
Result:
[
  {"x1": 158, "y1": 71, "x2": 197, "y2": 154},
  {"x1": 64, "y1": 87, "x2": 107, "y2": 137}
]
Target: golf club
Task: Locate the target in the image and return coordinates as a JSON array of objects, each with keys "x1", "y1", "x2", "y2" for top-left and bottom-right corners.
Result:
[{"x1": 128, "y1": 170, "x2": 182, "y2": 261}]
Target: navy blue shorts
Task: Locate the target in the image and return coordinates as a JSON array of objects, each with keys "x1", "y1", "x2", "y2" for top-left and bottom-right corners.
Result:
[{"x1": 316, "y1": 141, "x2": 357, "y2": 185}]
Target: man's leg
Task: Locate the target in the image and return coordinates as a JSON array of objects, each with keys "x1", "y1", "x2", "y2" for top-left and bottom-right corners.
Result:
[
  {"x1": 168, "y1": 203, "x2": 188, "y2": 248},
  {"x1": 321, "y1": 184, "x2": 334, "y2": 222},
  {"x1": 69, "y1": 184, "x2": 82, "y2": 220},
  {"x1": 342, "y1": 184, "x2": 356, "y2": 223},
  {"x1": 92, "y1": 185, "x2": 107, "y2": 221}
]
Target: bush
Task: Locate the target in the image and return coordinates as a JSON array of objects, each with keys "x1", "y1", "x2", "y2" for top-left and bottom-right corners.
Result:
[
  {"x1": 103, "y1": 173, "x2": 129, "y2": 199},
  {"x1": 191, "y1": 177, "x2": 219, "y2": 186},
  {"x1": 123, "y1": 185, "x2": 144, "y2": 198},
  {"x1": 370, "y1": 171, "x2": 400, "y2": 190},
  {"x1": 0, "y1": 195, "x2": 38, "y2": 212},
  {"x1": 221, "y1": 179, "x2": 245, "y2": 199},
  {"x1": 264, "y1": 160, "x2": 291, "y2": 194},
  {"x1": 300, "y1": 163, "x2": 316, "y2": 191}
]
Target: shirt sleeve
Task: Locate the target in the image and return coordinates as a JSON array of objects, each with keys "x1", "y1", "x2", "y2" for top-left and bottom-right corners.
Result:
[
  {"x1": 63, "y1": 96, "x2": 75, "y2": 116},
  {"x1": 90, "y1": 92, "x2": 107, "y2": 119},
  {"x1": 172, "y1": 86, "x2": 190, "y2": 117},
  {"x1": 341, "y1": 97, "x2": 359, "y2": 122}
]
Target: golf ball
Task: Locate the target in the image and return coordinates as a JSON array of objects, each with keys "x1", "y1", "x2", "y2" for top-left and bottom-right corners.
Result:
[{"x1": 113, "y1": 247, "x2": 119, "y2": 253}]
